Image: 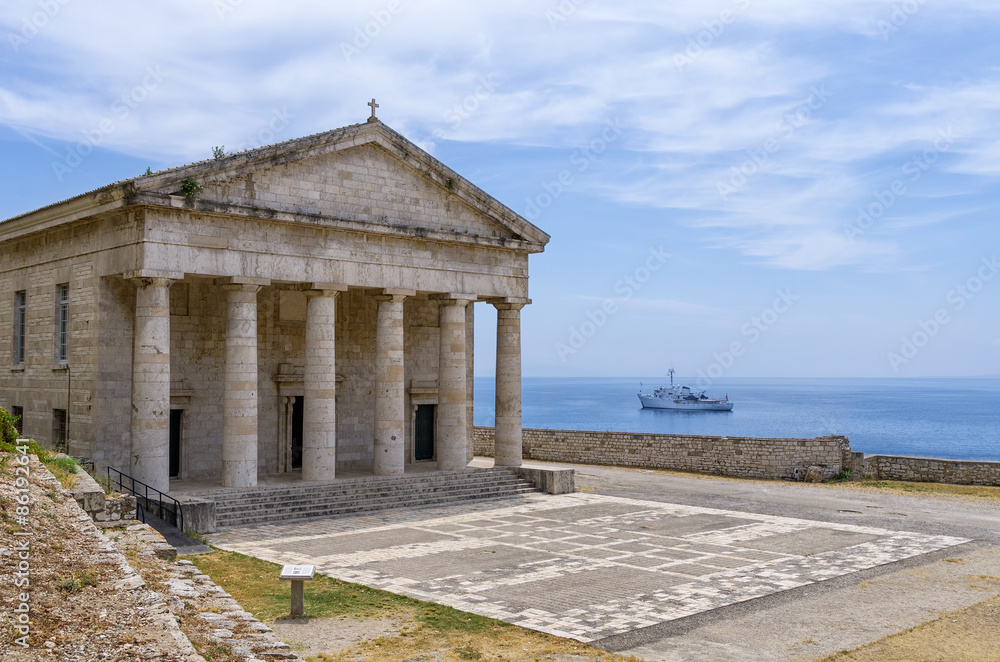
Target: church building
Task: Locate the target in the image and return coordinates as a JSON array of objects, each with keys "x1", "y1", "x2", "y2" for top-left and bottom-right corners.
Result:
[{"x1": 0, "y1": 114, "x2": 548, "y2": 493}]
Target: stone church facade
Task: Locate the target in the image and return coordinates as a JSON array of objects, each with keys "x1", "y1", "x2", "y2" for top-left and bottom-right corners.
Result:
[{"x1": 0, "y1": 120, "x2": 548, "y2": 493}]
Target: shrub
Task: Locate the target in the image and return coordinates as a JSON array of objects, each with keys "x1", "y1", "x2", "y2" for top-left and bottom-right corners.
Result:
[{"x1": 0, "y1": 406, "x2": 19, "y2": 449}]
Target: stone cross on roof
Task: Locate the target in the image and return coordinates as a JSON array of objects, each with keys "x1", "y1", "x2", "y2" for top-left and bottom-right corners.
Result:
[{"x1": 367, "y1": 98, "x2": 379, "y2": 123}]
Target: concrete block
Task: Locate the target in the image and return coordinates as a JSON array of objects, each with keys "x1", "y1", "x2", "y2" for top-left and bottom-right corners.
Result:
[
  {"x1": 175, "y1": 497, "x2": 217, "y2": 534},
  {"x1": 515, "y1": 466, "x2": 575, "y2": 494},
  {"x1": 69, "y1": 463, "x2": 106, "y2": 516}
]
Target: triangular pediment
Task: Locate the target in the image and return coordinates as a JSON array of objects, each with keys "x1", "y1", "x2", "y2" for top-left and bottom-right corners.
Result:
[{"x1": 136, "y1": 122, "x2": 549, "y2": 249}]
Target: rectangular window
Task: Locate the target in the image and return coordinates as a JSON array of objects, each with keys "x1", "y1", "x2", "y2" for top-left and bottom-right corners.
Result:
[
  {"x1": 56, "y1": 283, "x2": 69, "y2": 364},
  {"x1": 12, "y1": 406, "x2": 23, "y2": 435},
  {"x1": 52, "y1": 408, "x2": 67, "y2": 452},
  {"x1": 14, "y1": 290, "x2": 26, "y2": 364}
]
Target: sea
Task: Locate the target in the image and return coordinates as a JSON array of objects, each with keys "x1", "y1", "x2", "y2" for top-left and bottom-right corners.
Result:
[{"x1": 473, "y1": 377, "x2": 1000, "y2": 462}]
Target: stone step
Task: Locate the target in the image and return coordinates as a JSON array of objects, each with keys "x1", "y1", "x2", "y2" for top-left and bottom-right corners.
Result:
[
  {"x1": 217, "y1": 488, "x2": 538, "y2": 528},
  {"x1": 213, "y1": 476, "x2": 533, "y2": 507},
  {"x1": 180, "y1": 468, "x2": 520, "y2": 499},
  {"x1": 189, "y1": 467, "x2": 541, "y2": 529},
  {"x1": 213, "y1": 477, "x2": 522, "y2": 509},
  {"x1": 215, "y1": 483, "x2": 536, "y2": 515}
]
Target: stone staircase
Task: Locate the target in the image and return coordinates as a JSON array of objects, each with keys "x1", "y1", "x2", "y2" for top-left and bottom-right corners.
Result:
[{"x1": 181, "y1": 467, "x2": 539, "y2": 530}]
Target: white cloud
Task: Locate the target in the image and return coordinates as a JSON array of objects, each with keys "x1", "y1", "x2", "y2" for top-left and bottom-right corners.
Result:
[{"x1": 3, "y1": 0, "x2": 1000, "y2": 273}]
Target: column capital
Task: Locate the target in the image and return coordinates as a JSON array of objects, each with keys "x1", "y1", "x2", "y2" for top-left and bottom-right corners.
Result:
[
  {"x1": 303, "y1": 282, "x2": 349, "y2": 295},
  {"x1": 431, "y1": 292, "x2": 476, "y2": 306},
  {"x1": 129, "y1": 276, "x2": 175, "y2": 289},
  {"x1": 374, "y1": 292, "x2": 411, "y2": 304},
  {"x1": 374, "y1": 288, "x2": 415, "y2": 303},
  {"x1": 221, "y1": 282, "x2": 264, "y2": 294},
  {"x1": 486, "y1": 297, "x2": 530, "y2": 310},
  {"x1": 125, "y1": 269, "x2": 181, "y2": 289}
]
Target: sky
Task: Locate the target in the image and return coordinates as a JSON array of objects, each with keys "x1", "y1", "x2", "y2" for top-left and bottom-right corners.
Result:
[{"x1": 1, "y1": 0, "x2": 998, "y2": 380}]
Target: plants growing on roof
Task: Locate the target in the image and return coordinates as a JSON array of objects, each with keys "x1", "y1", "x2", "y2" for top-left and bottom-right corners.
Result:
[{"x1": 179, "y1": 177, "x2": 202, "y2": 200}]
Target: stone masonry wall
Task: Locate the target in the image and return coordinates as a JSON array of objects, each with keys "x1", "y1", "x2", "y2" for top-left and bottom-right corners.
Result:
[
  {"x1": 0, "y1": 217, "x2": 115, "y2": 457},
  {"x1": 864, "y1": 455, "x2": 1000, "y2": 486},
  {"x1": 474, "y1": 426, "x2": 852, "y2": 480}
]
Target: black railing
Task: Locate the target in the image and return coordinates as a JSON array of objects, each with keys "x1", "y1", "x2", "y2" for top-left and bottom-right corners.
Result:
[{"x1": 107, "y1": 467, "x2": 183, "y2": 532}]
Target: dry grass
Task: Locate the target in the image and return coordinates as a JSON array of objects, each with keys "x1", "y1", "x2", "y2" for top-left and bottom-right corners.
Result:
[
  {"x1": 832, "y1": 479, "x2": 1000, "y2": 502},
  {"x1": 309, "y1": 626, "x2": 642, "y2": 661},
  {"x1": 817, "y1": 590, "x2": 1000, "y2": 661}
]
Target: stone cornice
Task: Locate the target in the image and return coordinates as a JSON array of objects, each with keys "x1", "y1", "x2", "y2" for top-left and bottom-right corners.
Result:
[
  {"x1": 131, "y1": 192, "x2": 547, "y2": 253},
  {"x1": 0, "y1": 183, "x2": 133, "y2": 243}
]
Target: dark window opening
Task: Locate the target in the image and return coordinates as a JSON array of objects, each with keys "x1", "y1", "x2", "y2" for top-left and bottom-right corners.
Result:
[
  {"x1": 56, "y1": 283, "x2": 69, "y2": 364},
  {"x1": 14, "y1": 291, "x2": 26, "y2": 364},
  {"x1": 291, "y1": 396, "x2": 303, "y2": 470},
  {"x1": 169, "y1": 410, "x2": 182, "y2": 479},
  {"x1": 52, "y1": 409, "x2": 67, "y2": 453},
  {"x1": 12, "y1": 406, "x2": 23, "y2": 435}
]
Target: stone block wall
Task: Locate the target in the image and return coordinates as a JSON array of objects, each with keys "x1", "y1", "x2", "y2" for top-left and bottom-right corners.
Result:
[
  {"x1": 474, "y1": 426, "x2": 852, "y2": 480},
  {"x1": 0, "y1": 215, "x2": 130, "y2": 457},
  {"x1": 93, "y1": 493, "x2": 138, "y2": 524},
  {"x1": 864, "y1": 455, "x2": 1000, "y2": 486}
]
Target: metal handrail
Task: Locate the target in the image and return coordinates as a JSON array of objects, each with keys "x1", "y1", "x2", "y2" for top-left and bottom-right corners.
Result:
[{"x1": 107, "y1": 467, "x2": 183, "y2": 533}]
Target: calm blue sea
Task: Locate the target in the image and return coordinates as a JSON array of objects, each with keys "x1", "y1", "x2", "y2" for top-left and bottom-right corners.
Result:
[{"x1": 474, "y1": 377, "x2": 1000, "y2": 462}]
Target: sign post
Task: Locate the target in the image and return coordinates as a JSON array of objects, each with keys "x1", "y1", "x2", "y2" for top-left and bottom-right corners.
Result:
[{"x1": 279, "y1": 564, "x2": 316, "y2": 616}]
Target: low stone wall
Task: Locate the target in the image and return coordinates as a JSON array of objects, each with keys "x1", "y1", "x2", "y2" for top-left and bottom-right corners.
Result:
[
  {"x1": 864, "y1": 455, "x2": 1000, "y2": 486},
  {"x1": 68, "y1": 460, "x2": 137, "y2": 524},
  {"x1": 94, "y1": 493, "x2": 138, "y2": 524},
  {"x1": 475, "y1": 427, "x2": 852, "y2": 481}
]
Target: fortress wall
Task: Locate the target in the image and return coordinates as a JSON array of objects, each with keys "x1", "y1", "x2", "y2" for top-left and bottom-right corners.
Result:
[
  {"x1": 474, "y1": 426, "x2": 852, "y2": 481},
  {"x1": 864, "y1": 454, "x2": 1000, "y2": 486}
]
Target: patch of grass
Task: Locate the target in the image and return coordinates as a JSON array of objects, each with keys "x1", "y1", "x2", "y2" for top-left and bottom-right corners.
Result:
[
  {"x1": 454, "y1": 643, "x2": 483, "y2": 659},
  {"x1": 0, "y1": 427, "x2": 82, "y2": 490},
  {"x1": 186, "y1": 550, "x2": 417, "y2": 621},
  {"x1": 49, "y1": 454, "x2": 79, "y2": 473},
  {"x1": 188, "y1": 634, "x2": 242, "y2": 662},
  {"x1": 93, "y1": 474, "x2": 118, "y2": 495},
  {"x1": 417, "y1": 602, "x2": 510, "y2": 635},
  {"x1": 184, "y1": 530, "x2": 211, "y2": 545},
  {"x1": 847, "y1": 479, "x2": 1000, "y2": 501},
  {"x1": 57, "y1": 570, "x2": 99, "y2": 593},
  {"x1": 829, "y1": 467, "x2": 853, "y2": 482}
]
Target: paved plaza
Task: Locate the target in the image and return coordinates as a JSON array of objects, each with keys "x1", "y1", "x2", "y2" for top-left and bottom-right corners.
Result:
[{"x1": 207, "y1": 491, "x2": 968, "y2": 644}]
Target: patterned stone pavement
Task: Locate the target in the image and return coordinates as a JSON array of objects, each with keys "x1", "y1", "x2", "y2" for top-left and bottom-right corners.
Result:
[{"x1": 208, "y1": 493, "x2": 968, "y2": 643}]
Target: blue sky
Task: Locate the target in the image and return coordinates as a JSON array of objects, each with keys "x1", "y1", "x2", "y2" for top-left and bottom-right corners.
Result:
[{"x1": 1, "y1": 0, "x2": 998, "y2": 379}]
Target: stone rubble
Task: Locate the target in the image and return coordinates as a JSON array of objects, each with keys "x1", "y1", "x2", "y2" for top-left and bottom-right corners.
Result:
[{"x1": 106, "y1": 522, "x2": 302, "y2": 661}]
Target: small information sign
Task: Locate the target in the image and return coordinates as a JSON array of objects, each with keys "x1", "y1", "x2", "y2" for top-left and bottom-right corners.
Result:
[{"x1": 279, "y1": 565, "x2": 316, "y2": 581}]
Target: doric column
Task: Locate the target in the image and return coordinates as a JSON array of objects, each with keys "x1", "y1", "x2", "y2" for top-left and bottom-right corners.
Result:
[
  {"x1": 130, "y1": 277, "x2": 172, "y2": 493},
  {"x1": 466, "y1": 302, "x2": 475, "y2": 463},
  {"x1": 302, "y1": 284, "x2": 345, "y2": 481},
  {"x1": 493, "y1": 301, "x2": 527, "y2": 467},
  {"x1": 222, "y1": 281, "x2": 264, "y2": 488},
  {"x1": 437, "y1": 295, "x2": 473, "y2": 471},
  {"x1": 373, "y1": 289, "x2": 412, "y2": 476}
]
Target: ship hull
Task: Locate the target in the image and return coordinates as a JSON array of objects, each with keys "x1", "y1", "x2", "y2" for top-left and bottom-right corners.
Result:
[{"x1": 638, "y1": 394, "x2": 734, "y2": 411}]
